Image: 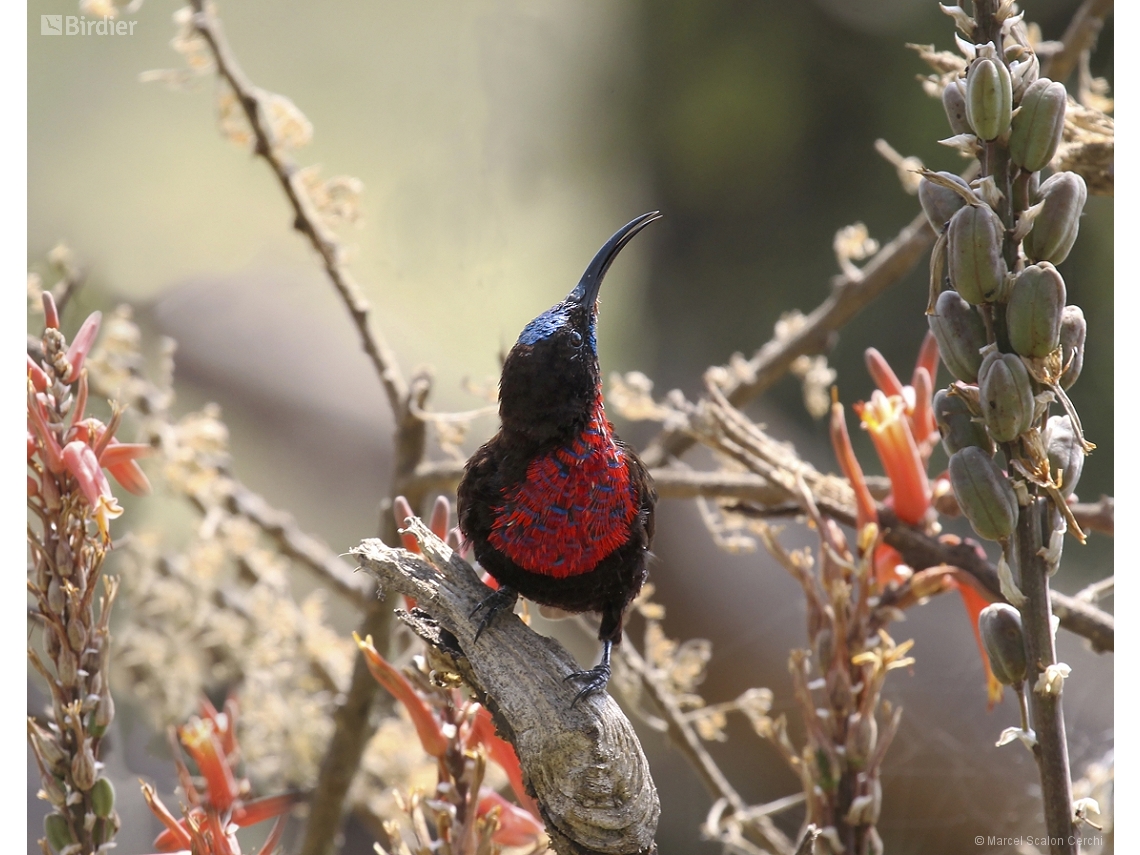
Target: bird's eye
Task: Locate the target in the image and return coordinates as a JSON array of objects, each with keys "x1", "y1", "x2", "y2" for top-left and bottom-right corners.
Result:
[{"x1": 569, "y1": 330, "x2": 584, "y2": 348}]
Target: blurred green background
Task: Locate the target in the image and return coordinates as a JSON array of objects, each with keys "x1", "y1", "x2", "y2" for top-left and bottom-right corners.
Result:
[{"x1": 28, "y1": 1, "x2": 1113, "y2": 853}]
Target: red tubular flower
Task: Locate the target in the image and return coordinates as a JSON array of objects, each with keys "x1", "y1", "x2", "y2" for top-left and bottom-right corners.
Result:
[
  {"x1": 865, "y1": 347, "x2": 907, "y2": 401},
  {"x1": 178, "y1": 716, "x2": 240, "y2": 812},
  {"x1": 476, "y1": 788, "x2": 546, "y2": 847},
  {"x1": 64, "y1": 310, "x2": 102, "y2": 382},
  {"x1": 232, "y1": 793, "x2": 301, "y2": 827},
  {"x1": 42, "y1": 292, "x2": 60, "y2": 329},
  {"x1": 61, "y1": 440, "x2": 123, "y2": 541},
  {"x1": 355, "y1": 632, "x2": 448, "y2": 758},
  {"x1": 945, "y1": 565, "x2": 1004, "y2": 708},
  {"x1": 911, "y1": 366, "x2": 936, "y2": 451},
  {"x1": 829, "y1": 401, "x2": 878, "y2": 533},
  {"x1": 469, "y1": 705, "x2": 541, "y2": 819},
  {"x1": 913, "y1": 330, "x2": 940, "y2": 390},
  {"x1": 871, "y1": 543, "x2": 912, "y2": 590},
  {"x1": 854, "y1": 391, "x2": 930, "y2": 526},
  {"x1": 27, "y1": 355, "x2": 49, "y2": 392},
  {"x1": 142, "y1": 783, "x2": 193, "y2": 851},
  {"x1": 28, "y1": 388, "x2": 65, "y2": 474},
  {"x1": 99, "y1": 439, "x2": 153, "y2": 495}
]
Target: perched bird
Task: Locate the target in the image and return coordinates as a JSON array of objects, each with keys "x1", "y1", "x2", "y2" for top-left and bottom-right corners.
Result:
[{"x1": 457, "y1": 212, "x2": 661, "y2": 704}]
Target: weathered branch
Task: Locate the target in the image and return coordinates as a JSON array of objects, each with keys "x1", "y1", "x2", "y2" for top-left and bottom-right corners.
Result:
[
  {"x1": 639, "y1": 211, "x2": 934, "y2": 469},
  {"x1": 354, "y1": 518, "x2": 659, "y2": 855}
]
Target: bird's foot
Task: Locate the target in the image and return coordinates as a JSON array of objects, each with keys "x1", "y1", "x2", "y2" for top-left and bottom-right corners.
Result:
[
  {"x1": 565, "y1": 640, "x2": 612, "y2": 708},
  {"x1": 469, "y1": 586, "x2": 517, "y2": 643}
]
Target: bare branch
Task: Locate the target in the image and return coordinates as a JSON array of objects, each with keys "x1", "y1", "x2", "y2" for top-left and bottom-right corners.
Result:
[
  {"x1": 640, "y1": 211, "x2": 934, "y2": 468},
  {"x1": 1042, "y1": 0, "x2": 1114, "y2": 84},
  {"x1": 617, "y1": 641, "x2": 795, "y2": 855},
  {"x1": 354, "y1": 519, "x2": 660, "y2": 855},
  {"x1": 216, "y1": 476, "x2": 373, "y2": 606},
  {"x1": 1075, "y1": 575, "x2": 1113, "y2": 604},
  {"x1": 187, "y1": 0, "x2": 408, "y2": 418},
  {"x1": 1070, "y1": 495, "x2": 1114, "y2": 536}
]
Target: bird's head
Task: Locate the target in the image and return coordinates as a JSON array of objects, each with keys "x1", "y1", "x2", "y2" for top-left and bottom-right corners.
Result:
[{"x1": 498, "y1": 211, "x2": 662, "y2": 443}]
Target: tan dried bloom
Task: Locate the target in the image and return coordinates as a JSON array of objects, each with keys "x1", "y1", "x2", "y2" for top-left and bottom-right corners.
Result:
[{"x1": 607, "y1": 371, "x2": 671, "y2": 422}]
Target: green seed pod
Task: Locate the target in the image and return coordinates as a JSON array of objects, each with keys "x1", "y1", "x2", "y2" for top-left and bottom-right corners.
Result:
[
  {"x1": 1006, "y1": 263, "x2": 1066, "y2": 357},
  {"x1": 947, "y1": 205, "x2": 1008, "y2": 304},
  {"x1": 942, "y1": 79, "x2": 971, "y2": 135},
  {"x1": 948, "y1": 446, "x2": 1019, "y2": 540},
  {"x1": 978, "y1": 352, "x2": 1036, "y2": 442},
  {"x1": 978, "y1": 603, "x2": 1028, "y2": 685},
  {"x1": 934, "y1": 388, "x2": 994, "y2": 456},
  {"x1": 1045, "y1": 415, "x2": 1084, "y2": 496},
  {"x1": 1058, "y1": 305, "x2": 1086, "y2": 389},
  {"x1": 91, "y1": 776, "x2": 115, "y2": 818},
  {"x1": 928, "y1": 290, "x2": 988, "y2": 382},
  {"x1": 44, "y1": 813, "x2": 75, "y2": 851},
  {"x1": 1009, "y1": 78, "x2": 1067, "y2": 173},
  {"x1": 919, "y1": 173, "x2": 971, "y2": 231},
  {"x1": 966, "y1": 55, "x2": 1013, "y2": 141},
  {"x1": 1025, "y1": 171, "x2": 1087, "y2": 265}
]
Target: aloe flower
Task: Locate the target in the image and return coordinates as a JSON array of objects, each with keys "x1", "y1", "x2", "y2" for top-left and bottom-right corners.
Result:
[
  {"x1": 356, "y1": 627, "x2": 545, "y2": 848},
  {"x1": 854, "y1": 390, "x2": 931, "y2": 527},
  {"x1": 143, "y1": 697, "x2": 297, "y2": 855},
  {"x1": 833, "y1": 338, "x2": 1008, "y2": 705}
]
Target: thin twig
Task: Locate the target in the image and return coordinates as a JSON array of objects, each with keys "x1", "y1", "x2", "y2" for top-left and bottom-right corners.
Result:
[
  {"x1": 187, "y1": 0, "x2": 407, "y2": 418},
  {"x1": 617, "y1": 641, "x2": 795, "y2": 855},
  {"x1": 1069, "y1": 495, "x2": 1114, "y2": 536},
  {"x1": 400, "y1": 459, "x2": 893, "y2": 509},
  {"x1": 219, "y1": 475, "x2": 373, "y2": 606},
  {"x1": 183, "y1": 7, "x2": 429, "y2": 851},
  {"x1": 1075, "y1": 575, "x2": 1113, "y2": 604},
  {"x1": 639, "y1": 211, "x2": 934, "y2": 468},
  {"x1": 1042, "y1": 0, "x2": 1114, "y2": 84}
]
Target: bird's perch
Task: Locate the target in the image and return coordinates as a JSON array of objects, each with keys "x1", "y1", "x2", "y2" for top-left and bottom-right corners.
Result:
[{"x1": 352, "y1": 519, "x2": 659, "y2": 855}]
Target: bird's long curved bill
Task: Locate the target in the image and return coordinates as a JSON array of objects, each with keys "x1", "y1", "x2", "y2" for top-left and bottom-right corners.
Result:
[{"x1": 570, "y1": 211, "x2": 663, "y2": 307}]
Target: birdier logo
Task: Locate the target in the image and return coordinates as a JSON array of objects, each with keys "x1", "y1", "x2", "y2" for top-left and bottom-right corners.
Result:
[{"x1": 41, "y1": 15, "x2": 138, "y2": 36}]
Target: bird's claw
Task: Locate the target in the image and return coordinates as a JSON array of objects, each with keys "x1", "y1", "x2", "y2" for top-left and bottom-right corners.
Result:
[
  {"x1": 565, "y1": 663, "x2": 611, "y2": 708},
  {"x1": 469, "y1": 586, "x2": 517, "y2": 643}
]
